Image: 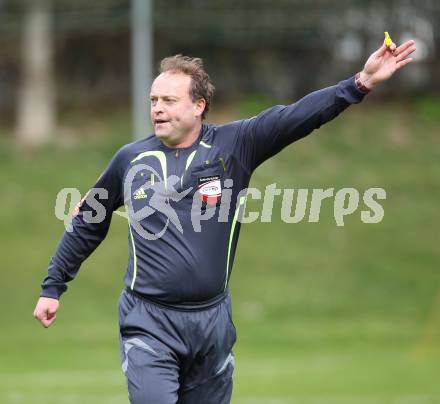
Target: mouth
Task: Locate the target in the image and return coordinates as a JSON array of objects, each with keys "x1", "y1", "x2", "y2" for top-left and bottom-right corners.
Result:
[{"x1": 154, "y1": 119, "x2": 170, "y2": 126}]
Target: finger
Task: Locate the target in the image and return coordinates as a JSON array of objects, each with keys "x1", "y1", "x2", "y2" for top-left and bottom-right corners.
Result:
[
  {"x1": 47, "y1": 310, "x2": 56, "y2": 319},
  {"x1": 34, "y1": 307, "x2": 55, "y2": 325},
  {"x1": 395, "y1": 45, "x2": 416, "y2": 62},
  {"x1": 377, "y1": 43, "x2": 388, "y2": 57},
  {"x1": 41, "y1": 314, "x2": 56, "y2": 328},
  {"x1": 379, "y1": 42, "x2": 396, "y2": 57},
  {"x1": 396, "y1": 58, "x2": 413, "y2": 70},
  {"x1": 34, "y1": 309, "x2": 43, "y2": 320},
  {"x1": 47, "y1": 306, "x2": 57, "y2": 315},
  {"x1": 394, "y1": 40, "x2": 416, "y2": 57}
]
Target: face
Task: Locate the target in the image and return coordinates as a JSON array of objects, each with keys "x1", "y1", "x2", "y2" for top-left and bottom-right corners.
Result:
[{"x1": 150, "y1": 72, "x2": 206, "y2": 147}]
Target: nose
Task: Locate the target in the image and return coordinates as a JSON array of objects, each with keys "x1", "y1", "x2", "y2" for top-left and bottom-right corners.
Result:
[{"x1": 151, "y1": 99, "x2": 164, "y2": 115}]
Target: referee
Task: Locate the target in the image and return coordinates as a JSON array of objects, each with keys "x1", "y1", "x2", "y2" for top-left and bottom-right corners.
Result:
[{"x1": 34, "y1": 39, "x2": 415, "y2": 403}]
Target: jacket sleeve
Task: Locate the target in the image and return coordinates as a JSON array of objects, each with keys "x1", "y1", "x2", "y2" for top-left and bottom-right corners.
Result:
[
  {"x1": 40, "y1": 147, "x2": 127, "y2": 299},
  {"x1": 235, "y1": 75, "x2": 368, "y2": 172}
]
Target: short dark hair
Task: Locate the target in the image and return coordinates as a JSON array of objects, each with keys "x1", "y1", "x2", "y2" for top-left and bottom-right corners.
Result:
[{"x1": 159, "y1": 54, "x2": 215, "y2": 120}]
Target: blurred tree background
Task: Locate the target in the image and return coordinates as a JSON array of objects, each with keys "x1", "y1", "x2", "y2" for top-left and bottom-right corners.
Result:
[
  {"x1": 0, "y1": 0, "x2": 439, "y2": 142},
  {"x1": 0, "y1": 1, "x2": 439, "y2": 403}
]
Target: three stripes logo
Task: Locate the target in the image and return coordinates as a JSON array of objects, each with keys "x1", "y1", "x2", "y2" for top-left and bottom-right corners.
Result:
[{"x1": 133, "y1": 187, "x2": 148, "y2": 200}]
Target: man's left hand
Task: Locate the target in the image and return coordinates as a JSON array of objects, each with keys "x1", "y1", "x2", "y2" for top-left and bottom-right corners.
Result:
[{"x1": 359, "y1": 39, "x2": 417, "y2": 91}]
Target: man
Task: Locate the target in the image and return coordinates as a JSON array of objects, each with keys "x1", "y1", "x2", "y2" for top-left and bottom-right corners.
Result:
[{"x1": 34, "y1": 39, "x2": 416, "y2": 403}]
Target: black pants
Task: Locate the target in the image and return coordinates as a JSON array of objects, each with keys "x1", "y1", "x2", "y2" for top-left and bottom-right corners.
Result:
[{"x1": 118, "y1": 288, "x2": 237, "y2": 404}]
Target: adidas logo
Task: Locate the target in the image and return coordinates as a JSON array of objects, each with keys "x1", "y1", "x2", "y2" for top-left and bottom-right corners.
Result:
[{"x1": 133, "y1": 187, "x2": 147, "y2": 200}]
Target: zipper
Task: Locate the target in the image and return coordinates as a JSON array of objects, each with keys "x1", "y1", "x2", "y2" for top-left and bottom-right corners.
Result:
[
  {"x1": 173, "y1": 148, "x2": 180, "y2": 189},
  {"x1": 180, "y1": 149, "x2": 197, "y2": 189}
]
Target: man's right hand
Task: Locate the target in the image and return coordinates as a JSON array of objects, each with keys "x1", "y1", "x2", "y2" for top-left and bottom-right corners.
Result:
[{"x1": 33, "y1": 297, "x2": 59, "y2": 328}]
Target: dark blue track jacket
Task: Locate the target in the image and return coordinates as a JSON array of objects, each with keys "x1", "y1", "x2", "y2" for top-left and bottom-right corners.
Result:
[{"x1": 41, "y1": 76, "x2": 367, "y2": 309}]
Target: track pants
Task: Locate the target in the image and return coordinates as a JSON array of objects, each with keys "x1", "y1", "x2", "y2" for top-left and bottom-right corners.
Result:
[{"x1": 118, "y1": 288, "x2": 237, "y2": 404}]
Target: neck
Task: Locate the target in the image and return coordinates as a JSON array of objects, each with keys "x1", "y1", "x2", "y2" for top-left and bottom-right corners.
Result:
[{"x1": 162, "y1": 121, "x2": 202, "y2": 149}]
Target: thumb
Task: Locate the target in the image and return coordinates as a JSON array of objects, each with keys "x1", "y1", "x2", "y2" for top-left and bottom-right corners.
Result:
[
  {"x1": 42, "y1": 313, "x2": 57, "y2": 328},
  {"x1": 40, "y1": 308, "x2": 57, "y2": 328},
  {"x1": 377, "y1": 43, "x2": 388, "y2": 57},
  {"x1": 47, "y1": 305, "x2": 57, "y2": 316}
]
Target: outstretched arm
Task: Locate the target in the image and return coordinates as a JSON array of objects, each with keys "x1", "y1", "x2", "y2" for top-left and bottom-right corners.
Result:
[{"x1": 235, "y1": 38, "x2": 417, "y2": 171}]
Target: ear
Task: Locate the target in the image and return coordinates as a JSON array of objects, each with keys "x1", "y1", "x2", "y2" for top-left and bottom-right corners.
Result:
[{"x1": 194, "y1": 99, "x2": 206, "y2": 118}]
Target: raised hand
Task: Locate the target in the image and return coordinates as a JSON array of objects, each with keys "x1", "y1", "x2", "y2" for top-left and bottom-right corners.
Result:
[{"x1": 359, "y1": 39, "x2": 416, "y2": 91}]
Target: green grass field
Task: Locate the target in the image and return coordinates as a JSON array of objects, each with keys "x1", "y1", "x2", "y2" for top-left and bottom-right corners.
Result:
[{"x1": 1, "y1": 98, "x2": 439, "y2": 403}]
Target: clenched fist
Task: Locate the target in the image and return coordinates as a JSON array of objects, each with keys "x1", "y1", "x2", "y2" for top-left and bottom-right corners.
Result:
[{"x1": 33, "y1": 297, "x2": 59, "y2": 328}]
